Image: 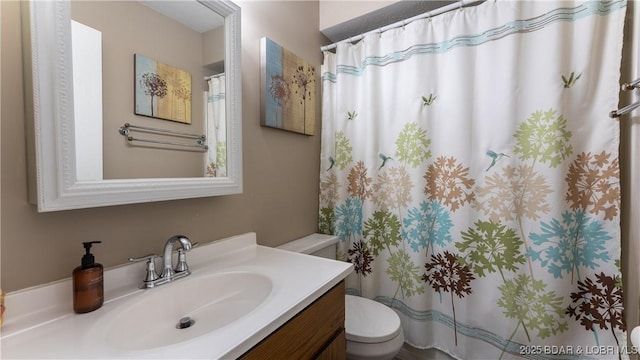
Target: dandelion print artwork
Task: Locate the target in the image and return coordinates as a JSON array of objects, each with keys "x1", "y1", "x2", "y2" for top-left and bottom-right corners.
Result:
[
  {"x1": 134, "y1": 54, "x2": 192, "y2": 124},
  {"x1": 260, "y1": 37, "x2": 316, "y2": 135}
]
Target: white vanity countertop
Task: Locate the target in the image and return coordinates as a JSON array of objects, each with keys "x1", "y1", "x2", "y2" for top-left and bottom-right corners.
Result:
[{"x1": 0, "y1": 233, "x2": 353, "y2": 359}]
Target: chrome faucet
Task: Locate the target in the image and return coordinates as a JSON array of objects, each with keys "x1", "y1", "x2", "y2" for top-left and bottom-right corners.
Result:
[
  {"x1": 129, "y1": 234, "x2": 194, "y2": 289},
  {"x1": 161, "y1": 235, "x2": 193, "y2": 279}
]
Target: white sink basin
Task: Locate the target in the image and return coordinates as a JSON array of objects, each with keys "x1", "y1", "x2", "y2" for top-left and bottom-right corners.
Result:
[{"x1": 104, "y1": 271, "x2": 272, "y2": 351}]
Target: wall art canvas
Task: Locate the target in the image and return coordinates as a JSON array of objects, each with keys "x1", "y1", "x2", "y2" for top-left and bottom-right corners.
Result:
[
  {"x1": 134, "y1": 54, "x2": 192, "y2": 124},
  {"x1": 260, "y1": 37, "x2": 316, "y2": 135}
]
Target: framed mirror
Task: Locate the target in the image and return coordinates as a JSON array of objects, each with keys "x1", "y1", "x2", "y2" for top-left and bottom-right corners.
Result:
[{"x1": 23, "y1": 0, "x2": 242, "y2": 212}]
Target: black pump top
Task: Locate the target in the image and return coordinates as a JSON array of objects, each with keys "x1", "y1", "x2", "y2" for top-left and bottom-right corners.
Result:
[{"x1": 81, "y1": 241, "x2": 101, "y2": 267}]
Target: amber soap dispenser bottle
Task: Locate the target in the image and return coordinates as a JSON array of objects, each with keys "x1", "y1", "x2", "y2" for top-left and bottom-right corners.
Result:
[{"x1": 73, "y1": 241, "x2": 104, "y2": 314}]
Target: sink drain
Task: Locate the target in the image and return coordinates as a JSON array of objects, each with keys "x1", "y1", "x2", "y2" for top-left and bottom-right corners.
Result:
[{"x1": 176, "y1": 316, "x2": 195, "y2": 329}]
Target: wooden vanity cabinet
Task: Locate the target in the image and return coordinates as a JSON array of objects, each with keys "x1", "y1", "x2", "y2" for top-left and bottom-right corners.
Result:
[{"x1": 240, "y1": 281, "x2": 346, "y2": 360}]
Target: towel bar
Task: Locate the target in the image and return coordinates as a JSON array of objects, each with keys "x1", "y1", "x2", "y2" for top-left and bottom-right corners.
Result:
[
  {"x1": 118, "y1": 123, "x2": 207, "y2": 151},
  {"x1": 610, "y1": 78, "x2": 640, "y2": 118}
]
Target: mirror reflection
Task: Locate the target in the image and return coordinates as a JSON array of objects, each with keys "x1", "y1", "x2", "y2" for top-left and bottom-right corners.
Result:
[{"x1": 70, "y1": 1, "x2": 226, "y2": 180}]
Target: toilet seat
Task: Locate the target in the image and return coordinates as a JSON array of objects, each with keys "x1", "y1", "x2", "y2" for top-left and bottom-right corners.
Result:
[{"x1": 345, "y1": 295, "x2": 402, "y2": 344}]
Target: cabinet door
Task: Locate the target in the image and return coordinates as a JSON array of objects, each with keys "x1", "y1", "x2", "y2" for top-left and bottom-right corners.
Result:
[
  {"x1": 241, "y1": 281, "x2": 345, "y2": 359},
  {"x1": 316, "y1": 329, "x2": 346, "y2": 360}
]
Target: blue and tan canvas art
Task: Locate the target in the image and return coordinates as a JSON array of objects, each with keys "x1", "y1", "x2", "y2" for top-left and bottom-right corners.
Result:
[
  {"x1": 134, "y1": 54, "x2": 192, "y2": 124},
  {"x1": 260, "y1": 37, "x2": 315, "y2": 135}
]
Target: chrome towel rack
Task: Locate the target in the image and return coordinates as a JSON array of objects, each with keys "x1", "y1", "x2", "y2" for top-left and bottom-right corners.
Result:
[
  {"x1": 610, "y1": 77, "x2": 640, "y2": 118},
  {"x1": 118, "y1": 123, "x2": 208, "y2": 151}
]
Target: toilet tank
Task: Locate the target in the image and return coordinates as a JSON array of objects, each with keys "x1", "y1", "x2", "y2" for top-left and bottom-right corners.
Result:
[{"x1": 277, "y1": 233, "x2": 338, "y2": 259}]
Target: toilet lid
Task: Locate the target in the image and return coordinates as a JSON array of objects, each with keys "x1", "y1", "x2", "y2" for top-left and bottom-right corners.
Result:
[{"x1": 345, "y1": 295, "x2": 402, "y2": 344}]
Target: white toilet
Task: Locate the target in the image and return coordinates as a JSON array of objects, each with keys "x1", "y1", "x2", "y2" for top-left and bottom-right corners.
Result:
[{"x1": 277, "y1": 234, "x2": 405, "y2": 360}]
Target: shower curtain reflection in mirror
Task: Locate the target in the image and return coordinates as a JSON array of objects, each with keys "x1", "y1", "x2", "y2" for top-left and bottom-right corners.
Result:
[{"x1": 205, "y1": 75, "x2": 226, "y2": 177}]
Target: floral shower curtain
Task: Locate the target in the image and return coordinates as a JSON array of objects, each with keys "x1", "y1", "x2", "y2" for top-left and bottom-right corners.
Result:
[
  {"x1": 205, "y1": 75, "x2": 227, "y2": 177},
  {"x1": 319, "y1": 1, "x2": 628, "y2": 359}
]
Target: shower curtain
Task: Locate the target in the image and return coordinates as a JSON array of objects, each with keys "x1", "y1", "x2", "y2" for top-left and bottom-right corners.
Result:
[
  {"x1": 319, "y1": 1, "x2": 628, "y2": 359},
  {"x1": 205, "y1": 75, "x2": 227, "y2": 177}
]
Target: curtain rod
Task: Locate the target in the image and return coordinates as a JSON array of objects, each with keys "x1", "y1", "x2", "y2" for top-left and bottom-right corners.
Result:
[
  {"x1": 204, "y1": 73, "x2": 225, "y2": 80},
  {"x1": 320, "y1": 0, "x2": 485, "y2": 52}
]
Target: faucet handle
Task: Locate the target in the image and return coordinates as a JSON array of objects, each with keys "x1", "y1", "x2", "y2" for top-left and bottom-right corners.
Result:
[
  {"x1": 174, "y1": 242, "x2": 199, "y2": 273},
  {"x1": 129, "y1": 254, "x2": 160, "y2": 286},
  {"x1": 174, "y1": 249, "x2": 190, "y2": 273},
  {"x1": 129, "y1": 253, "x2": 157, "y2": 263}
]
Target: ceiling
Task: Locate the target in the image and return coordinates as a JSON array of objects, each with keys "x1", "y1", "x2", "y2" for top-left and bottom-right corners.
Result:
[{"x1": 139, "y1": 1, "x2": 225, "y2": 33}]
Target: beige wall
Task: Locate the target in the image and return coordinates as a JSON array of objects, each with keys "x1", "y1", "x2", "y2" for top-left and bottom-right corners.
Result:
[
  {"x1": 73, "y1": 1, "x2": 207, "y2": 179},
  {"x1": 1, "y1": 0, "x2": 327, "y2": 292},
  {"x1": 203, "y1": 26, "x2": 226, "y2": 67},
  {"x1": 620, "y1": 1, "x2": 640, "y2": 348}
]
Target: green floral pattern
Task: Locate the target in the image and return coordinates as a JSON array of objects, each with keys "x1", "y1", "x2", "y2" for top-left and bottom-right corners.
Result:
[{"x1": 318, "y1": 107, "x2": 623, "y2": 356}]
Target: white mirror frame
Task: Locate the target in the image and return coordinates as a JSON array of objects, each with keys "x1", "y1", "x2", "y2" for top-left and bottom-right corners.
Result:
[{"x1": 25, "y1": 0, "x2": 242, "y2": 212}]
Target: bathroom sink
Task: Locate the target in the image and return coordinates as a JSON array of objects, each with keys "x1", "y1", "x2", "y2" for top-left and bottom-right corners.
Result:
[
  {"x1": 104, "y1": 271, "x2": 272, "y2": 351},
  {"x1": 2, "y1": 233, "x2": 353, "y2": 360}
]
